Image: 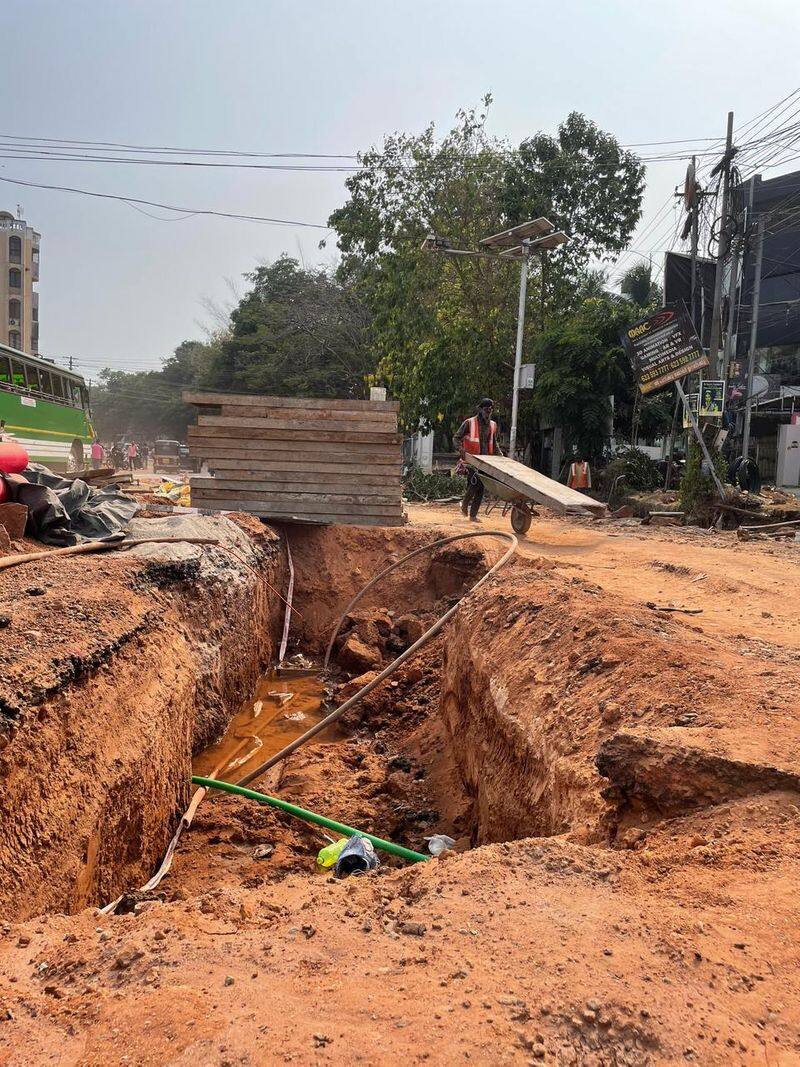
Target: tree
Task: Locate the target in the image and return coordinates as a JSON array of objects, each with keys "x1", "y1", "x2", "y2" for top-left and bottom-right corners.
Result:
[
  {"x1": 90, "y1": 338, "x2": 217, "y2": 442},
  {"x1": 619, "y1": 263, "x2": 661, "y2": 308},
  {"x1": 202, "y1": 256, "x2": 373, "y2": 398},
  {"x1": 501, "y1": 112, "x2": 645, "y2": 309},
  {"x1": 530, "y1": 296, "x2": 635, "y2": 462},
  {"x1": 329, "y1": 101, "x2": 646, "y2": 440}
]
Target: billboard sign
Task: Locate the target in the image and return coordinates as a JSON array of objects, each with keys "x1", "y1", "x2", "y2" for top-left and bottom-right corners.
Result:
[{"x1": 621, "y1": 303, "x2": 709, "y2": 395}]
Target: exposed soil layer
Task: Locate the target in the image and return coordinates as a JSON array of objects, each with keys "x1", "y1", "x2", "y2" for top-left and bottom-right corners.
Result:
[
  {"x1": 1, "y1": 511, "x2": 799, "y2": 1063},
  {"x1": 0, "y1": 515, "x2": 286, "y2": 918}
]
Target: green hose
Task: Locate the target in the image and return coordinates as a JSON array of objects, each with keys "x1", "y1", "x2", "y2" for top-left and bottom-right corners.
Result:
[{"x1": 192, "y1": 775, "x2": 429, "y2": 864}]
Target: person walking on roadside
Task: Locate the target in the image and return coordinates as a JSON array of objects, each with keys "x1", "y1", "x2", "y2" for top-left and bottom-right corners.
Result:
[
  {"x1": 126, "y1": 440, "x2": 139, "y2": 471},
  {"x1": 90, "y1": 438, "x2": 105, "y2": 470},
  {"x1": 454, "y1": 398, "x2": 502, "y2": 522}
]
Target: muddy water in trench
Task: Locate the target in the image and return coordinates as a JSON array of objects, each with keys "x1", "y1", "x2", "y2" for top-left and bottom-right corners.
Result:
[{"x1": 193, "y1": 665, "x2": 335, "y2": 783}]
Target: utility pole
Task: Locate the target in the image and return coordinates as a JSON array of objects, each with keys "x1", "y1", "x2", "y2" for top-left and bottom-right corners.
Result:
[
  {"x1": 689, "y1": 156, "x2": 699, "y2": 330},
  {"x1": 742, "y1": 215, "x2": 765, "y2": 462},
  {"x1": 707, "y1": 111, "x2": 735, "y2": 377},
  {"x1": 422, "y1": 219, "x2": 568, "y2": 463},
  {"x1": 68, "y1": 354, "x2": 73, "y2": 372}
]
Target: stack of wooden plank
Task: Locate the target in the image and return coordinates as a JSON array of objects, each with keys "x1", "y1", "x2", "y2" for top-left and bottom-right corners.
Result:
[{"x1": 183, "y1": 391, "x2": 406, "y2": 527}]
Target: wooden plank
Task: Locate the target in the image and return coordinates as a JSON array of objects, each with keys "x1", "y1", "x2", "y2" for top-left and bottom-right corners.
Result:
[
  {"x1": 183, "y1": 390, "x2": 399, "y2": 412},
  {"x1": 189, "y1": 424, "x2": 401, "y2": 446},
  {"x1": 190, "y1": 478, "x2": 399, "y2": 502},
  {"x1": 203, "y1": 463, "x2": 401, "y2": 485},
  {"x1": 197, "y1": 415, "x2": 399, "y2": 437},
  {"x1": 194, "y1": 506, "x2": 405, "y2": 528},
  {"x1": 191, "y1": 493, "x2": 403, "y2": 518},
  {"x1": 199, "y1": 453, "x2": 400, "y2": 473},
  {"x1": 220, "y1": 405, "x2": 397, "y2": 427},
  {"x1": 187, "y1": 435, "x2": 401, "y2": 460},
  {"x1": 466, "y1": 455, "x2": 606, "y2": 516},
  {"x1": 187, "y1": 434, "x2": 399, "y2": 458},
  {"x1": 189, "y1": 447, "x2": 399, "y2": 467},
  {"x1": 195, "y1": 454, "x2": 399, "y2": 471},
  {"x1": 189, "y1": 439, "x2": 398, "y2": 460}
]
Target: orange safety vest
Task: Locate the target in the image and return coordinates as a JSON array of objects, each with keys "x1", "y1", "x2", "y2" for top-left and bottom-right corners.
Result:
[
  {"x1": 462, "y1": 415, "x2": 497, "y2": 455},
  {"x1": 568, "y1": 461, "x2": 591, "y2": 489}
]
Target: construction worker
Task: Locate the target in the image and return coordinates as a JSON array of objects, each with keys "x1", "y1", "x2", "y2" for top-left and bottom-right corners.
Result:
[{"x1": 454, "y1": 398, "x2": 502, "y2": 522}]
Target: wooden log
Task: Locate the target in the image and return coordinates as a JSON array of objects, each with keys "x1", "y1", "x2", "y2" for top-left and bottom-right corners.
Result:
[
  {"x1": 737, "y1": 517, "x2": 800, "y2": 541},
  {"x1": 183, "y1": 390, "x2": 399, "y2": 412}
]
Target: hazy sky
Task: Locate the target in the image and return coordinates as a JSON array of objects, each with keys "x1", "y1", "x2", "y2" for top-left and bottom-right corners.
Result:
[{"x1": 5, "y1": 0, "x2": 799, "y2": 380}]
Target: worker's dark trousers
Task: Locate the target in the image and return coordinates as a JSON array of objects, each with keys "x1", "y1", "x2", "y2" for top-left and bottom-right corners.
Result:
[{"x1": 462, "y1": 469, "x2": 484, "y2": 519}]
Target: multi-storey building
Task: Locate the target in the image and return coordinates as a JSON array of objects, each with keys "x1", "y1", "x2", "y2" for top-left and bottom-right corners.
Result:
[{"x1": 0, "y1": 210, "x2": 40, "y2": 355}]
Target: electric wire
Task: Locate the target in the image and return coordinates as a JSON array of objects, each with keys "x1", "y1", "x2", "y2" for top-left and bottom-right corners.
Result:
[{"x1": 0, "y1": 174, "x2": 331, "y2": 229}]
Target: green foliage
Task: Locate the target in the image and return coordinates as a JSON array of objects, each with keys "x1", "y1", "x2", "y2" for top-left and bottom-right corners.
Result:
[
  {"x1": 328, "y1": 100, "x2": 645, "y2": 439},
  {"x1": 90, "y1": 340, "x2": 215, "y2": 440},
  {"x1": 619, "y1": 263, "x2": 661, "y2": 308},
  {"x1": 202, "y1": 257, "x2": 373, "y2": 397},
  {"x1": 617, "y1": 446, "x2": 661, "y2": 491},
  {"x1": 636, "y1": 392, "x2": 674, "y2": 442},
  {"x1": 89, "y1": 259, "x2": 373, "y2": 440},
  {"x1": 530, "y1": 296, "x2": 636, "y2": 460},
  {"x1": 679, "y1": 440, "x2": 727, "y2": 523},
  {"x1": 501, "y1": 113, "x2": 645, "y2": 307},
  {"x1": 403, "y1": 464, "x2": 466, "y2": 501}
]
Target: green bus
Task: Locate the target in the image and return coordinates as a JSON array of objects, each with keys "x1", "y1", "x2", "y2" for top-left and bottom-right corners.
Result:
[{"x1": 0, "y1": 340, "x2": 93, "y2": 471}]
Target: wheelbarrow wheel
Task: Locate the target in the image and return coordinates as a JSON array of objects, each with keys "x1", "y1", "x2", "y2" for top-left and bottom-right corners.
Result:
[{"x1": 510, "y1": 506, "x2": 532, "y2": 536}]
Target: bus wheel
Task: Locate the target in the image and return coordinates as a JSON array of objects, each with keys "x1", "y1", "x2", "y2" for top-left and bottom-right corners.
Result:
[{"x1": 68, "y1": 439, "x2": 84, "y2": 472}]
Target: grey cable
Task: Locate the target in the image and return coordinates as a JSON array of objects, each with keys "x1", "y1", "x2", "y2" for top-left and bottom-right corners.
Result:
[{"x1": 236, "y1": 530, "x2": 517, "y2": 787}]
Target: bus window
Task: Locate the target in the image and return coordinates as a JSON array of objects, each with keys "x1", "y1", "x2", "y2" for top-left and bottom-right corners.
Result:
[
  {"x1": 51, "y1": 374, "x2": 64, "y2": 399},
  {"x1": 0, "y1": 356, "x2": 10, "y2": 385},
  {"x1": 26, "y1": 365, "x2": 41, "y2": 391},
  {"x1": 68, "y1": 380, "x2": 82, "y2": 407},
  {"x1": 40, "y1": 370, "x2": 53, "y2": 396},
  {"x1": 11, "y1": 361, "x2": 25, "y2": 388},
  {"x1": 80, "y1": 385, "x2": 89, "y2": 411}
]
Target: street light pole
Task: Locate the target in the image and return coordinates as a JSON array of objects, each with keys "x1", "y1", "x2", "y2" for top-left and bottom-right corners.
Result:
[
  {"x1": 422, "y1": 218, "x2": 568, "y2": 464},
  {"x1": 508, "y1": 244, "x2": 530, "y2": 460}
]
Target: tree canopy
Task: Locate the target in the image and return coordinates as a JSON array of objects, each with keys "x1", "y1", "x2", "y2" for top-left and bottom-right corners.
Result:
[
  {"x1": 89, "y1": 258, "x2": 372, "y2": 439},
  {"x1": 328, "y1": 100, "x2": 645, "y2": 438},
  {"x1": 203, "y1": 257, "x2": 372, "y2": 397},
  {"x1": 91, "y1": 101, "x2": 649, "y2": 460},
  {"x1": 619, "y1": 262, "x2": 661, "y2": 308}
]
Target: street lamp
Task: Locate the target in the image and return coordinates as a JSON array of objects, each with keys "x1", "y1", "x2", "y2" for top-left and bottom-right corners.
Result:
[{"x1": 422, "y1": 218, "x2": 569, "y2": 458}]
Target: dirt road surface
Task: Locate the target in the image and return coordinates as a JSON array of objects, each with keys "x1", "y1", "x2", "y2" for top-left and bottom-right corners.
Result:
[{"x1": 0, "y1": 506, "x2": 798, "y2": 1065}]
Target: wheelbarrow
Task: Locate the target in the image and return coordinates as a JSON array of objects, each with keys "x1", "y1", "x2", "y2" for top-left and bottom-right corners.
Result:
[{"x1": 479, "y1": 470, "x2": 538, "y2": 536}]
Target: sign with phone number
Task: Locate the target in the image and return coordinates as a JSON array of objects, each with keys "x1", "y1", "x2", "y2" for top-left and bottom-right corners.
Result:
[{"x1": 621, "y1": 303, "x2": 709, "y2": 395}]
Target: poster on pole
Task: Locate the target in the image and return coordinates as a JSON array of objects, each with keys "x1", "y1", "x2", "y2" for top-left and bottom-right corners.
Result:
[
  {"x1": 621, "y1": 302, "x2": 709, "y2": 394},
  {"x1": 698, "y1": 379, "x2": 725, "y2": 417},
  {"x1": 681, "y1": 392, "x2": 699, "y2": 429}
]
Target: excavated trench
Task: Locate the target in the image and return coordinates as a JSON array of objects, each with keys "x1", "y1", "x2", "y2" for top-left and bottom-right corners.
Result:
[{"x1": 1, "y1": 515, "x2": 792, "y2": 924}]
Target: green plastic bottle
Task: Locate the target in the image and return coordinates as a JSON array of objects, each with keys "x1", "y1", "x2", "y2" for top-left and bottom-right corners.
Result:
[{"x1": 316, "y1": 837, "x2": 348, "y2": 869}]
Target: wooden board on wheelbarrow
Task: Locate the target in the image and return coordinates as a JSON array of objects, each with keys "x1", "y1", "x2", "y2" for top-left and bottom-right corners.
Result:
[{"x1": 466, "y1": 455, "x2": 606, "y2": 518}]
